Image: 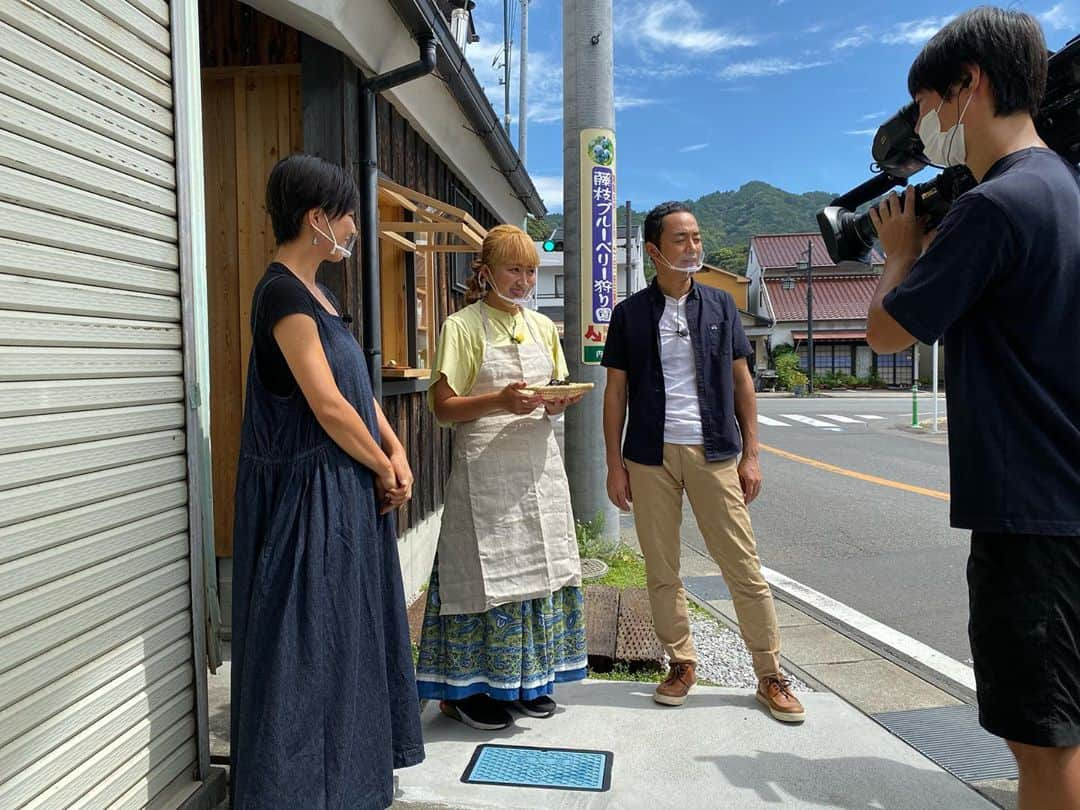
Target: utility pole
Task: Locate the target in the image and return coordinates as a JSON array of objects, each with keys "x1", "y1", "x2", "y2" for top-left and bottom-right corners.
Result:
[
  {"x1": 624, "y1": 200, "x2": 632, "y2": 299},
  {"x1": 912, "y1": 346, "x2": 920, "y2": 427},
  {"x1": 806, "y1": 239, "x2": 815, "y2": 395},
  {"x1": 932, "y1": 340, "x2": 940, "y2": 432},
  {"x1": 798, "y1": 240, "x2": 815, "y2": 394},
  {"x1": 503, "y1": 0, "x2": 512, "y2": 133},
  {"x1": 519, "y1": 0, "x2": 529, "y2": 163},
  {"x1": 563, "y1": 0, "x2": 619, "y2": 541}
]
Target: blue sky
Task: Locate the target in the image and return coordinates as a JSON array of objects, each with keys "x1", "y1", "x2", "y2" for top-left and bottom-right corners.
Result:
[{"x1": 463, "y1": 1, "x2": 1079, "y2": 213}]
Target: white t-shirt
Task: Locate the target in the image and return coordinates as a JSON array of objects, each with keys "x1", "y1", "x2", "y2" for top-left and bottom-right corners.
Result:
[{"x1": 659, "y1": 293, "x2": 703, "y2": 445}]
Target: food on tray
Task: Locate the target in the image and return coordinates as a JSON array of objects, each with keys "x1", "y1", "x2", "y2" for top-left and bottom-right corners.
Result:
[{"x1": 522, "y1": 379, "x2": 595, "y2": 401}]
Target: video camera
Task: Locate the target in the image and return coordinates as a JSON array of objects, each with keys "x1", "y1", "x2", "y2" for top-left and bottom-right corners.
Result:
[{"x1": 818, "y1": 34, "x2": 1080, "y2": 264}]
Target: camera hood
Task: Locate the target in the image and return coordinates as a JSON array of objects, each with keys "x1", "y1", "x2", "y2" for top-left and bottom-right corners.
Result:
[{"x1": 872, "y1": 102, "x2": 933, "y2": 179}]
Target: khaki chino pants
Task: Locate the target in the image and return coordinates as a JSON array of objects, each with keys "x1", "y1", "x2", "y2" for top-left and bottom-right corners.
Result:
[{"x1": 626, "y1": 444, "x2": 782, "y2": 680}]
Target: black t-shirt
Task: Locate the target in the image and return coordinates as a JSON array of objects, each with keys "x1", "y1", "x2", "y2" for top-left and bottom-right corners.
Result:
[
  {"x1": 250, "y1": 263, "x2": 340, "y2": 396},
  {"x1": 884, "y1": 148, "x2": 1080, "y2": 535}
]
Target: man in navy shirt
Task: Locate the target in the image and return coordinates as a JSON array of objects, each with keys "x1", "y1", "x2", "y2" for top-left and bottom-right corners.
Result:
[
  {"x1": 869, "y1": 9, "x2": 1080, "y2": 808},
  {"x1": 602, "y1": 202, "x2": 805, "y2": 723}
]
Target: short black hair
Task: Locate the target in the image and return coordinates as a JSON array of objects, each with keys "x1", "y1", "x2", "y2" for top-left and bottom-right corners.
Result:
[
  {"x1": 644, "y1": 201, "x2": 693, "y2": 248},
  {"x1": 265, "y1": 153, "x2": 360, "y2": 245},
  {"x1": 907, "y1": 7, "x2": 1047, "y2": 118}
]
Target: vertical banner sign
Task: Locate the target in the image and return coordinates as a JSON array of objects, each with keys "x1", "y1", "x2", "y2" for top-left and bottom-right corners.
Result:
[{"x1": 580, "y1": 128, "x2": 616, "y2": 364}]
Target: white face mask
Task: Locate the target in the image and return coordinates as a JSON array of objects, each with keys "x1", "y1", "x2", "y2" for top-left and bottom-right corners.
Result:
[
  {"x1": 918, "y1": 88, "x2": 974, "y2": 168},
  {"x1": 484, "y1": 270, "x2": 536, "y2": 308},
  {"x1": 312, "y1": 212, "x2": 355, "y2": 260},
  {"x1": 652, "y1": 243, "x2": 706, "y2": 274}
]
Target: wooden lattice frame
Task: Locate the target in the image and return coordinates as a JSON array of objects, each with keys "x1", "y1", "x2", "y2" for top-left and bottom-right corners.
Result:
[{"x1": 377, "y1": 178, "x2": 487, "y2": 253}]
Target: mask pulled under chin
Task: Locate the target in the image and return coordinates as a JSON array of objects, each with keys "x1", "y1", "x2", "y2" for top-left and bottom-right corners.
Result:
[
  {"x1": 655, "y1": 249, "x2": 705, "y2": 275},
  {"x1": 486, "y1": 277, "x2": 535, "y2": 308}
]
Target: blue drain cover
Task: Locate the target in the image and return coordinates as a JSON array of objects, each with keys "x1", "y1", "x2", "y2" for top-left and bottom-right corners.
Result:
[{"x1": 462, "y1": 744, "x2": 613, "y2": 791}]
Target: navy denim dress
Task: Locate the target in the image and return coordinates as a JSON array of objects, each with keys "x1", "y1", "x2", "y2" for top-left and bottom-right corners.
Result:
[{"x1": 230, "y1": 284, "x2": 424, "y2": 809}]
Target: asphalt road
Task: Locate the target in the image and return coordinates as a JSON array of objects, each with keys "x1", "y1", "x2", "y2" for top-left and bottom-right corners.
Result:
[{"x1": 694, "y1": 394, "x2": 974, "y2": 665}]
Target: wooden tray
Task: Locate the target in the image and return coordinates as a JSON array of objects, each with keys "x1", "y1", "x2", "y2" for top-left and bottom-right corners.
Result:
[{"x1": 523, "y1": 382, "x2": 595, "y2": 401}]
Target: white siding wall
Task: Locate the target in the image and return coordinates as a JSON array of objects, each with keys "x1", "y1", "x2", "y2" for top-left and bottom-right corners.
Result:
[{"x1": 0, "y1": 1, "x2": 199, "y2": 806}]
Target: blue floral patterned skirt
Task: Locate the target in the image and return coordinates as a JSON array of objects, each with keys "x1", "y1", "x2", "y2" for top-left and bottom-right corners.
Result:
[{"x1": 416, "y1": 564, "x2": 588, "y2": 702}]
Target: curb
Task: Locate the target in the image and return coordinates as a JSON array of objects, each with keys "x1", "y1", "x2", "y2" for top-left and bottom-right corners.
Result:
[{"x1": 762, "y1": 565, "x2": 977, "y2": 705}]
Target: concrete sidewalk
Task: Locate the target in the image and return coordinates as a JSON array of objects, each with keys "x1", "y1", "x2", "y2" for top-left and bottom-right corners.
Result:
[
  {"x1": 209, "y1": 614, "x2": 1009, "y2": 810},
  {"x1": 207, "y1": 514, "x2": 1014, "y2": 809},
  {"x1": 390, "y1": 680, "x2": 993, "y2": 810}
]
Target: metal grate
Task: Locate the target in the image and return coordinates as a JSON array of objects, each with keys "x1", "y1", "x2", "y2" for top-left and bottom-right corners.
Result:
[
  {"x1": 615, "y1": 588, "x2": 665, "y2": 665},
  {"x1": 873, "y1": 705, "x2": 1018, "y2": 782},
  {"x1": 585, "y1": 585, "x2": 619, "y2": 666},
  {"x1": 683, "y1": 575, "x2": 731, "y2": 602},
  {"x1": 580, "y1": 558, "x2": 609, "y2": 580},
  {"x1": 462, "y1": 745, "x2": 613, "y2": 791}
]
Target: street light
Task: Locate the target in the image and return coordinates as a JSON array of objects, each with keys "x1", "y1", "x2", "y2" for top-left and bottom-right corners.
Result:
[{"x1": 795, "y1": 239, "x2": 814, "y2": 395}]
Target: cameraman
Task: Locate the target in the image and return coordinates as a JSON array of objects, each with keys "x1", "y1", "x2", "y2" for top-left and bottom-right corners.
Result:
[{"x1": 867, "y1": 9, "x2": 1080, "y2": 809}]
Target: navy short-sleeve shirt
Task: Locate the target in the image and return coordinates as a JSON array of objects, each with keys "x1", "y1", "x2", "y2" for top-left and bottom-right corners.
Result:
[
  {"x1": 884, "y1": 148, "x2": 1080, "y2": 535},
  {"x1": 602, "y1": 279, "x2": 753, "y2": 465},
  {"x1": 251, "y1": 263, "x2": 340, "y2": 396}
]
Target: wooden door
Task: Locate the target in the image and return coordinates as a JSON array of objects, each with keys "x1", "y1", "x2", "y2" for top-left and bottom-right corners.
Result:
[{"x1": 202, "y1": 66, "x2": 302, "y2": 556}]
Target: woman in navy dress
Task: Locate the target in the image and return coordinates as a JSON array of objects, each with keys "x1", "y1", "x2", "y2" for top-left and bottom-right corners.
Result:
[{"x1": 230, "y1": 154, "x2": 423, "y2": 809}]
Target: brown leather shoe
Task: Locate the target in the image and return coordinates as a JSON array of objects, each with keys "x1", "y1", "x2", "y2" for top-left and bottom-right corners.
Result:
[
  {"x1": 756, "y1": 675, "x2": 806, "y2": 723},
  {"x1": 654, "y1": 662, "x2": 697, "y2": 706}
]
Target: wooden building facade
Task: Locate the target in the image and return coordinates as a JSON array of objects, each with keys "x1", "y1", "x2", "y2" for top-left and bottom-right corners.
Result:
[{"x1": 199, "y1": 0, "x2": 544, "y2": 625}]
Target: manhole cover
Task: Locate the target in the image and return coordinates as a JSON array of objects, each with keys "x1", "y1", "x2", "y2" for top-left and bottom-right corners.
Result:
[
  {"x1": 873, "y1": 705, "x2": 1018, "y2": 782},
  {"x1": 580, "y1": 558, "x2": 609, "y2": 580},
  {"x1": 462, "y1": 744, "x2": 613, "y2": 791}
]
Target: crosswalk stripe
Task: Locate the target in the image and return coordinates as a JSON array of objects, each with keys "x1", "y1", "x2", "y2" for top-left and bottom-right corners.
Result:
[
  {"x1": 820, "y1": 414, "x2": 864, "y2": 424},
  {"x1": 757, "y1": 415, "x2": 790, "y2": 426},
  {"x1": 781, "y1": 414, "x2": 835, "y2": 428},
  {"x1": 856, "y1": 415, "x2": 886, "y2": 420}
]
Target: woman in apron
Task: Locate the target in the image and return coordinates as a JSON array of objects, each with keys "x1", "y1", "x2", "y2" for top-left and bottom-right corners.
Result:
[
  {"x1": 416, "y1": 224, "x2": 588, "y2": 730},
  {"x1": 230, "y1": 154, "x2": 423, "y2": 808}
]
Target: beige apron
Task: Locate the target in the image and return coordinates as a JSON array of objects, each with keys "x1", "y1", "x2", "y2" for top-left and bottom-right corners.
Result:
[{"x1": 436, "y1": 304, "x2": 581, "y2": 615}]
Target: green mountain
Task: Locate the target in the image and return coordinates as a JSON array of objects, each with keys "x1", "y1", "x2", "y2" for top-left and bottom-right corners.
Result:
[{"x1": 526, "y1": 181, "x2": 837, "y2": 274}]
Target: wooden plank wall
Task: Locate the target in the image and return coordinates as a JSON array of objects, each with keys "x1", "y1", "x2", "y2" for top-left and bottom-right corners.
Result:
[
  {"x1": 201, "y1": 0, "x2": 505, "y2": 543},
  {"x1": 373, "y1": 100, "x2": 498, "y2": 537},
  {"x1": 199, "y1": 0, "x2": 300, "y2": 67},
  {"x1": 200, "y1": 0, "x2": 303, "y2": 556},
  {"x1": 201, "y1": 74, "x2": 302, "y2": 556}
]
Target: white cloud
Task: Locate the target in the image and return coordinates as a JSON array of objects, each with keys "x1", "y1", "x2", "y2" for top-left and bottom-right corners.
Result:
[
  {"x1": 1040, "y1": 3, "x2": 1078, "y2": 30},
  {"x1": 834, "y1": 25, "x2": 873, "y2": 49},
  {"x1": 845, "y1": 128, "x2": 877, "y2": 136},
  {"x1": 531, "y1": 175, "x2": 564, "y2": 212},
  {"x1": 881, "y1": 16, "x2": 954, "y2": 46},
  {"x1": 834, "y1": 16, "x2": 954, "y2": 50},
  {"x1": 861, "y1": 110, "x2": 888, "y2": 121},
  {"x1": 631, "y1": 0, "x2": 757, "y2": 53},
  {"x1": 617, "y1": 63, "x2": 702, "y2": 81},
  {"x1": 614, "y1": 96, "x2": 656, "y2": 111},
  {"x1": 679, "y1": 143, "x2": 710, "y2": 153},
  {"x1": 465, "y1": 19, "x2": 564, "y2": 125},
  {"x1": 718, "y1": 58, "x2": 830, "y2": 80}
]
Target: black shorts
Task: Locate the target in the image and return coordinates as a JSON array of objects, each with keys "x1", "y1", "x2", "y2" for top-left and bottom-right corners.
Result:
[{"x1": 968, "y1": 532, "x2": 1080, "y2": 747}]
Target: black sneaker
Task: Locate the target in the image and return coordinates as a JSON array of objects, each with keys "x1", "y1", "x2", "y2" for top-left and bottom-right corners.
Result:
[
  {"x1": 512, "y1": 695, "x2": 557, "y2": 718},
  {"x1": 439, "y1": 695, "x2": 512, "y2": 730}
]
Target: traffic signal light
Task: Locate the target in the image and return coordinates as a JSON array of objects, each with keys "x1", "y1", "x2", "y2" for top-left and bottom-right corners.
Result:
[{"x1": 542, "y1": 237, "x2": 563, "y2": 252}]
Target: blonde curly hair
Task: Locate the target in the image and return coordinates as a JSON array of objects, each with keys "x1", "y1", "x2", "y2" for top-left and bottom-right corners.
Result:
[{"x1": 465, "y1": 224, "x2": 541, "y2": 303}]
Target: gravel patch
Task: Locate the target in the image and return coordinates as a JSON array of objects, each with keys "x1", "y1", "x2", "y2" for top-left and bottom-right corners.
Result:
[{"x1": 689, "y1": 615, "x2": 812, "y2": 692}]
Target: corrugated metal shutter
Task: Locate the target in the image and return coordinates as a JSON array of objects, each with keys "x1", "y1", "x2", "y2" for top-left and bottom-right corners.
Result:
[{"x1": 0, "y1": 1, "x2": 200, "y2": 806}]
